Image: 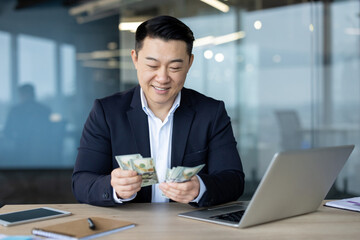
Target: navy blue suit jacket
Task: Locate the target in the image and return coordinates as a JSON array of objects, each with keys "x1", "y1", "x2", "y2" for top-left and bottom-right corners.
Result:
[{"x1": 72, "y1": 85, "x2": 244, "y2": 207}]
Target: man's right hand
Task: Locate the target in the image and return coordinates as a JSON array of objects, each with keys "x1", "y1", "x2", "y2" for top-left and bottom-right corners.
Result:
[{"x1": 111, "y1": 168, "x2": 142, "y2": 199}]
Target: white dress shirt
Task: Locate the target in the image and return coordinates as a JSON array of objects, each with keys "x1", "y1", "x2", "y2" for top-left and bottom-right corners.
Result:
[{"x1": 113, "y1": 88, "x2": 206, "y2": 203}]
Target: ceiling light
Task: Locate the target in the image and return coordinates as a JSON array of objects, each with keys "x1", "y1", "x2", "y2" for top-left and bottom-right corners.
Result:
[
  {"x1": 77, "y1": 49, "x2": 131, "y2": 60},
  {"x1": 215, "y1": 53, "x2": 224, "y2": 62},
  {"x1": 214, "y1": 31, "x2": 245, "y2": 45},
  {"x1": 119, "y1": 22, "x2": 142, "y2": 32},
  {"x1": 204, "y1": 50, "x2": 214, "y2": 59},
  {"x1": 194, "y1": 36, "x2": 216, "y2": 47},
  {"x1": 69, "y1": 0, "x2": 142, "y2": 24},
  {"x1": 200, "y1": 0, "x2": 230, "y2": 13},
  {"x1": 254, "y1": 20, "x2": 262, "y2": 30},
  {"x1": 194, "y1": 31, "x2": 245, "y2": 48},
  {"x1": 309, "y1": 24, "x2": 314, "y2": 32},
  {"x1": 82, "y1": 60, "x2": 119, "y2": 69}
]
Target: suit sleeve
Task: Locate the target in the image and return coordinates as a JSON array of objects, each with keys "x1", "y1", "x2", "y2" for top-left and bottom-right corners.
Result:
[
  {"x1": 193, "y1": 101, "x2": 245, "y2": 207},
  {"x1": 72, "y1": 99, "x2": 119, "y2": 206}
]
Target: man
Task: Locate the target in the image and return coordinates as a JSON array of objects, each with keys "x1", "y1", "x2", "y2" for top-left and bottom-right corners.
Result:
[
  {"x1": 72, "y1": 15, "x2": 244, "y2": 207},
  {"x1": 3, "y1": 84, "x2": 52, "y2": 164}
]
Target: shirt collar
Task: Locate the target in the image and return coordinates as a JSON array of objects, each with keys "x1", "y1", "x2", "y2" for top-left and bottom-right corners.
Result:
[{"x1": 140, "y1": 88, "x2": 181, "y2": 118}]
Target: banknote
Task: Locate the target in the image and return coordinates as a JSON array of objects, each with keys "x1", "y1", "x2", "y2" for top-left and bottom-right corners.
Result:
[
  {"x1": 162, "y1": 164, "x2": 205, "y2": 198},
  {"x1": 115, "y1": 154, "x2": 142, "y2": 170},
  {"x1": 165, "y1": 164, "x2": 205, "y2": 183},
  {"x1": 115, "y1": 154, "x2": 158, "y2": 187},
  {"x1": 130, "y1": 157, "x2": 158, "y2": 187}
]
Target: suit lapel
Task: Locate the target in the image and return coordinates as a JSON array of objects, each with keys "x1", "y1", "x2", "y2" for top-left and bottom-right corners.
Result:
[
  {"x1": 126, "y1": 86, "x2": 151, "y2": 158},
  {"x1": 127, "y1": 87, "x2": 195, "y2": 168},
  {"x1": 171, "y1": 98, "x2": 195, "y2": 167}
]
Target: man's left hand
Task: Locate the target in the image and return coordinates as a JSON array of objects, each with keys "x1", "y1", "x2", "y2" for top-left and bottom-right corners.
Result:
[{"x1": 159, "y1": 176, "x2": 200, "y2": 203}]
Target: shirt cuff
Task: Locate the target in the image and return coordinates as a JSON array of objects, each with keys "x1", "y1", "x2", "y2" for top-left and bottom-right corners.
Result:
[
  {"x1": 191, "y1": 175, "x2": 207, "y2": 203},
  {"x1": 113, "y1": 188, "x2": 137, "y2": 203}
]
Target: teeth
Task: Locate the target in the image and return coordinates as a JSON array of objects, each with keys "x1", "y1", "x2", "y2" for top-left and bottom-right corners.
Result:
[{"x1": 154, "y1": 86, "x2": 166, "y2": 91}]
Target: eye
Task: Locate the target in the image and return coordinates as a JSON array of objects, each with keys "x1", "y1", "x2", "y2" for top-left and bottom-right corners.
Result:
[
  {"x1": 170, "y1": 66, "x2": 182, "y2": 71},
  {"x1": 147, "y1": 65, "x2": 158, "y2": 69}
]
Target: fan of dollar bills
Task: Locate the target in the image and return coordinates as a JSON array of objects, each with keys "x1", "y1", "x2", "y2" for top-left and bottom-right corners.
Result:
[
  {"x1": 165, "y1": 164, "x2": 205, "y2": 183},
  {"x1": 115, "y1": 154, "x2": 205, "y2": 187},
  {"x1": 115, "y1": 154, "x2": 158, "y2": 187}
]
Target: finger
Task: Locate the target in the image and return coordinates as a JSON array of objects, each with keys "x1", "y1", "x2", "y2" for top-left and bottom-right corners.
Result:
[
  {"x1": 159, "y1": 182, "x2": 169, "y2": 191},
  {"x1": 111, "y1": 174, "x2": 142, "y2": 186},
  {"x1": 160, "y1": 184, "x2": 178, "y2": 197},
  {"x1": 112, "y1": 180, "x2": 142, "y2": 199},
  {"x1": 160, "y1": 183, "x2": 192, "y2": 203},
  {"x1": 112, "y1": 168, "x2": 138, "y2": 178},
  {"x1": 159, "y1": 182, "x2": 183, "y2": 195},
  {"x1": 115, "y1": 182, "x2": 141, "y2": 193},
  {"x1": 163, "y1": 189, "x2": 192, "y2": 203},
  {"x1": 167, "y1": 182, "x2": 192, "y2": 191},
  {"x1": 161, "y1": 178, "x2": 200, "y2": 203},
  {"x1": 115, "y1": 187, "x2": 140, "y2": 199},
  {"x1": 167, "y1": 179, "x2": 197, "y2": 191}
]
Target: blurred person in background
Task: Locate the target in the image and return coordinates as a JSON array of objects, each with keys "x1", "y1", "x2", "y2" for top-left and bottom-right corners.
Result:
[{"x1": 3, "y1": 84, "x2": 51, "y2": 164}]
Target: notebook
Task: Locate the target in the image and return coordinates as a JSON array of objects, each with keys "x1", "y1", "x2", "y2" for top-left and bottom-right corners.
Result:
[
  {"x1": 32, "y1": 217, "x2": 135, "y2": 239},
  {"x1": 324, "y1": 197, "x2": 360, "y2": 212},
  {"x1": 179, "y1": 145, "x2": 354, "y2": 228}
]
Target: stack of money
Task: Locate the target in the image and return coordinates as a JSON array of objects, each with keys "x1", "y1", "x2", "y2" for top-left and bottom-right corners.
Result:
[
  {"x1": 115, "y1": 154, "x2": 159, "y2": 187},
  {"x1": 165, "y1": 164, "x2": 205, "y2": 183}
]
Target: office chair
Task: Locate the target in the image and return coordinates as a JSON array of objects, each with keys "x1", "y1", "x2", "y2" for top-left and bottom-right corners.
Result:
[{"x1": 275, "y1": 110, "x2": 308, "y2": 150}]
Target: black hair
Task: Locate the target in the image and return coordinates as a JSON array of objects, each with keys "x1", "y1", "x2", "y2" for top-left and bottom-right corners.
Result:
[{"x1": 135, "y1": 15, "x2": 195, "y2": 56}]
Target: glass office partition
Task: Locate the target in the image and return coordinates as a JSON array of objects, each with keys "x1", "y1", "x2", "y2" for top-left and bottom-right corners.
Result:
[
  {"x1": 120, "y1": 0, "x2": 360, "y2": 198},
  {"x1": 0, "y1": 0, "x2": 120, "y2": 204},
  {"x1": 0, "y1": 0, "x2": 359, "y2": 204},
  {"x1": 330, "y1": 0, "x2": 360, "y2": 195},
  {"x1": 188, "y1": 3, "x2": 315, "y2": 197},
  {"x1": 0, "y1": 31, "x2": 11, "y2": 127}
]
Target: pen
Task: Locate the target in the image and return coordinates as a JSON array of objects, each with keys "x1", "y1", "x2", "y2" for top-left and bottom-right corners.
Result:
[
  {"x1": 347, "y1": 201, "x2": 360, "y2": 206},
  {"x1": 87, "y1": 218, "x2": 96, "y2": 230}
]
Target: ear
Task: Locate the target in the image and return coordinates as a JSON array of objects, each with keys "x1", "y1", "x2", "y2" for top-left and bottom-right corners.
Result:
[
  {"x1": 131, "y1": 49, "x2": 138, "y2": 69},
  {"x1": 187, "y1": 54, "x2": 194, "y2": 72}
]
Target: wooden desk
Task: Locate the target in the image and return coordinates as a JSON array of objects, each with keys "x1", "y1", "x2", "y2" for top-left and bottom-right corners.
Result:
[{"x1": 1, "y1": 202, "x2": 359, "y2": 239}]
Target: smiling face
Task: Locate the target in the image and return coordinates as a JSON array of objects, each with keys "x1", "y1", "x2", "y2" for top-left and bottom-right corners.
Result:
[{"x1": 131, "y1": 37, "x2": 194, "y2": 114}]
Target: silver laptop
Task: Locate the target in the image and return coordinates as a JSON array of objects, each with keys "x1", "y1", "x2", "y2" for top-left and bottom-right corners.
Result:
[{"x1": 179, "y1": 145, "x2": 354, "y2": 228}]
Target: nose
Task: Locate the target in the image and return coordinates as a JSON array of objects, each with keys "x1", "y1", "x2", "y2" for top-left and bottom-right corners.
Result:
[{"x1": 155, "y1": 66, "x2": 169, "y2": 83}]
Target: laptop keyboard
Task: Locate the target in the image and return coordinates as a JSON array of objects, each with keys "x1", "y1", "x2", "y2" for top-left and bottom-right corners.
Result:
[{"x1": 210, "y1": 210, "x2": 245, "y2": 223}]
